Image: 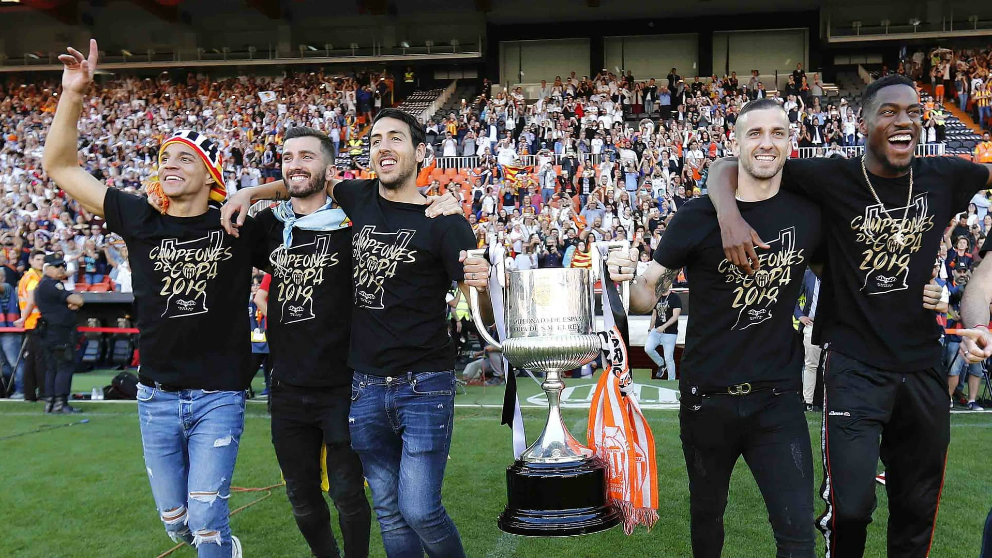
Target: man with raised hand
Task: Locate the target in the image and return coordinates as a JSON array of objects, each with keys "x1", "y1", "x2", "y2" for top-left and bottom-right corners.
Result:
[
  {"x1": 710, "y1": 74, "x2": 992, "y2": 558},
  {"x1": 606, "y1": 99, "x2": 822, "y2": 558},
  {"x1": 222, "y1": 108, "x2": 491, "y2": 558},
  {"x1": 43, "y1": 39, "x2": 268, "y2": 558}
]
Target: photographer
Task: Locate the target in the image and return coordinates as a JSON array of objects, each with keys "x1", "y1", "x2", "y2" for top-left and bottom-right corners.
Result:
[{"x1": 537, "y1": 237, "x2": 564, "y2": 268}]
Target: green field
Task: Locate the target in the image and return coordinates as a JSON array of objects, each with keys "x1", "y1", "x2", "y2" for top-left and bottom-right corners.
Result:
[{"x1": 1, "y1": 369, "x2": 989, "y2": 557}]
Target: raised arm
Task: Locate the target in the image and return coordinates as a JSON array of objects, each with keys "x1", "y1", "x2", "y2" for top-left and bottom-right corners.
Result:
[{"x1": 42, "y1": 39, "x2": 108, "y2": 217}]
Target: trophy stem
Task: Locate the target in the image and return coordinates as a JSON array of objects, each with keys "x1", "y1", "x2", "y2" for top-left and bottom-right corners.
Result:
[{"x1": 519, "y1": 369, "x2": 593, "y2": 463}]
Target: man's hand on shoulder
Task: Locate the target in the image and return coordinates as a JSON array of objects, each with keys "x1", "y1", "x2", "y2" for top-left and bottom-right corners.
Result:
[{"x1": 426, "y1": 191, "x2": 464, "y2": 218}]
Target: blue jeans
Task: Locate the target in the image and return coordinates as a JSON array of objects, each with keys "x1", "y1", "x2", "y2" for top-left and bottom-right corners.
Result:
[
  {"x1": 137, "y1": 383, "x2": 247, "y2": 558},
  {"x1": 944, "y1": 340, "x2": 984, "y2": 379},
  {"x1": 645, "y1": 329, "x2": 677, "y2": 378},
  {"x1": 0, "y1": 333, "x2": 24, "y2": 393},
  {"x1": 349, "y1": 371, "x2": 464, "y2": 558}
]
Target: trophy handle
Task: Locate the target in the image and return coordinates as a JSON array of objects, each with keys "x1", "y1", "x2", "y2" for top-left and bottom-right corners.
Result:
[{"x1": 467, "y1": 248, "x2": 502, "y2": 351}]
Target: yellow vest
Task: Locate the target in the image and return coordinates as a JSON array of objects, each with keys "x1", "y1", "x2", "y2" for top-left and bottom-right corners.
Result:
[{"x1": 16, "y1": 268, "x2": 42, "y2": 329}]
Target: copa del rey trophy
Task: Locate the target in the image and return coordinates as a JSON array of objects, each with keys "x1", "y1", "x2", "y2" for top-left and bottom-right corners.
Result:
[{"x1": 470, "y1": 265, "x2": 621, "y2": 536}]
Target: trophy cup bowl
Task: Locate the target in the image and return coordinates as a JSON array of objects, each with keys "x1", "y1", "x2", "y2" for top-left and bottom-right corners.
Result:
[{"x1": 470, "y1": 266, "x2": 620, "y2": 536}]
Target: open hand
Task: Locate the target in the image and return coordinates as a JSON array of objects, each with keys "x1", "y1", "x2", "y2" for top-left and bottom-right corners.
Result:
[
  {"x1": 719, "y1": 214, "x2": 769, "y2": 275},
  {"x1": 57, "y1": 39, "x2": 98, "y2": 96},
  {"x1": 426, "y1": 191, "x2": 463, "y2": 218}
]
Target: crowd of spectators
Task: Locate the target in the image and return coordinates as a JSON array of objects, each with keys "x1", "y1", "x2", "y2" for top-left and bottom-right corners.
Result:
[
  {"x1": 907, "y1": 46, "x2": 991, "y2": 131},
  {"x1": 0, "y1": 69, "x2": 391, "y2": 294},
  {"x1": 422, "y1": 66, "x2": 869, "y2": 275}
]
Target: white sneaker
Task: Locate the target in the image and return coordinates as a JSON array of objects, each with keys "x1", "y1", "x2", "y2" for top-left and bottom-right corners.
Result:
[{"x1": 231, "y1": 535, "x2": 242, "y2": 558}]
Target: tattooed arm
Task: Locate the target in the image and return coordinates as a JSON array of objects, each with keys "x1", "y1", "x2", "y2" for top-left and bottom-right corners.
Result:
[{"x1": 605, "y1": 247, "x2": 681, "y2": 314}]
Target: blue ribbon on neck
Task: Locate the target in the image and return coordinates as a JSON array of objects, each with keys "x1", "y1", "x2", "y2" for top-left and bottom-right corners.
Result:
[{"x1": 271, "y1": 197, "x2": 351, "y2": 248}]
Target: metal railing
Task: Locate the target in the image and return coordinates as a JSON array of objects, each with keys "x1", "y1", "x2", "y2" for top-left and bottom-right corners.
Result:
[
  {"x1": 434, "y1": 152, "x2": 606, "y2": 170},
  {"x1": 795, "y1": 143, "x2": 945, "y2": 159},
  {"x1": 433, "y1": 144, "x2": 946, "y2": 171}
]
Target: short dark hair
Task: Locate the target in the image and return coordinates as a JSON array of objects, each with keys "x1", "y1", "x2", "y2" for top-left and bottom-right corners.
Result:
[
  {"x1": 863, "y1": 74, "x2": 917, "y2": 115},
  {"x1": 29, "y1": 249, "x2": 45, "y2": 260},
  {"x1": 735, "y1": 99, "x2": 787, "y2": 139},
  {"x1": 283, "y1": 126, "x2": 335, "y2": 162},
  {"x1": 370, "y1": 108, "x2": 426, "y2": 171},
  {"x1": 370, "y1": 108, "x2": 426, "y2": 148}
]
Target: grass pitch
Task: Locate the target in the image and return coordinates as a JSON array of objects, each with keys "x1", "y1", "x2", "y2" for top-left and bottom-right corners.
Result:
[{"x1": 0, "y1": 369, "x2": 989, "y2": 557}]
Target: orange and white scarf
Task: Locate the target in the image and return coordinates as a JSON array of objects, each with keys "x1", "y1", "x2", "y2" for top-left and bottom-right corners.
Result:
[{"x1": 587, "y1": 249, "x2": 659, "y2": 534}]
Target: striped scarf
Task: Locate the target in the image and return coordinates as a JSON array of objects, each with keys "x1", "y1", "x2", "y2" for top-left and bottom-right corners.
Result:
[{"x1": 587, "y1": 247, "x2": 659, "y2": 534}]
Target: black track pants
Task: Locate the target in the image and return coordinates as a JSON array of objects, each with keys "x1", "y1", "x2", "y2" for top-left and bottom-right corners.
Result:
[
  {"x1": 816, "y1": 350, "x2": 950, "y2": 558},
  {"x1": 680, "y1": 388, "x2": 816, "y2": 558}
]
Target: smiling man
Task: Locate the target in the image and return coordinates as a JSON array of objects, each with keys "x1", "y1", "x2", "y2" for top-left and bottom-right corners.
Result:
[
  {"x1": 607, "y1": 99, "x2": 822, "y2": 558},
  {"x1": 43, "y1": 40, "x2": 267, "y2": 558},
  {"x1": 709, "y1": 75, "x2": 992, "y2": 558},
  {"x1": 221, "y1": 108, "x2": 491, "y2": 558}
]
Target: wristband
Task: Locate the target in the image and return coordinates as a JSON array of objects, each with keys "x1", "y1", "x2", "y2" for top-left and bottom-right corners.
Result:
[{"x1": 975, "y1": 324, "x2": 990, "y2": 330}]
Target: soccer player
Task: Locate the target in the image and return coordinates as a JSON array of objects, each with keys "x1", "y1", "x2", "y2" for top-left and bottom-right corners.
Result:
[
  {"x1": 44, "y1": 40, "x2": 267, "y2": 557},
  {"x1": 607, "y1": 99, "x2": 822, "y2": 558},
  {"x1": 222, "y1": 109, "x2": 492, "y2": 558},
  {"x1": 711, "y1": 74, "x2": 992, "y2": 558},
  {"x1": 252, "y1": 126, "x2": 373, "y2": 558}
]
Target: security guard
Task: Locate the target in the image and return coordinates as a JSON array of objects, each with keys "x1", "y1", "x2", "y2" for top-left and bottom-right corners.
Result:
[
  {"x1": 975, "y1": 132, "x2": 992, "y2": 164},
  {"x1": 34, "y1": 254, "x2": 84, "y2": 414}
]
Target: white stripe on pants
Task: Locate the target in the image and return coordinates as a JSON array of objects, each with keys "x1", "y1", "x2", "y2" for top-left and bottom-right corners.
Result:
[{"x1": 803, "y1": 327, "x2": 821, "y2": 405}]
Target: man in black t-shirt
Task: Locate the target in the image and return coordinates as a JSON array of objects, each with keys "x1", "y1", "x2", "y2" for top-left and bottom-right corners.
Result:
[
  {"x1": 43, "y1": 40, "x2": 266, "y2": 557},
  {"x1": 609, "y1": 100, "x2": 822, "y2": 558},
  {"x1": 222, "y1": 109, "x2": 491, "y2": 558},
  {"x1": 252, "y1": 127, "x2": 371, "y2": 558},
  {"x1": 711, "y1": 75, "x2": 992, "y2": 558},
  {"x1": 33, "y1": 254, "x2": 84, "y2": 414}
]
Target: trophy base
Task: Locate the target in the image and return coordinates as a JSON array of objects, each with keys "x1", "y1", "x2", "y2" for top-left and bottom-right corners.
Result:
[{"x1": 498, "y1": 457, "x2": 621, "y2": 537}]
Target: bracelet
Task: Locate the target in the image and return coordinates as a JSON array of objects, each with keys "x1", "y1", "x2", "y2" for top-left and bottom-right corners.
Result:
[{"x1": 974, "y1": 324, "x2": 990, "y2": 330}]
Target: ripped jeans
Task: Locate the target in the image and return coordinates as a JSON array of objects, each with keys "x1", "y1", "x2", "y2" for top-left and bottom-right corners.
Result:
[{"x1": 137, "y1": 383, "x2": 246, "y2": 558}]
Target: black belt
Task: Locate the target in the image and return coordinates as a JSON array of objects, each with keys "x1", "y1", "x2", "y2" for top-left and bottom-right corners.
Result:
[
  {"x1": 684, "y1": 381, "x2": 795, "y2": 397},
  {"x1": 138, "y1": 375, "x2": 185, "y2": 392}
]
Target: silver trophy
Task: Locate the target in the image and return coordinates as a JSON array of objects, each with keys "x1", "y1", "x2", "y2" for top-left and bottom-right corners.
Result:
[{"x1": 470, "y1": 266, "x2": 620, "y2": 536}]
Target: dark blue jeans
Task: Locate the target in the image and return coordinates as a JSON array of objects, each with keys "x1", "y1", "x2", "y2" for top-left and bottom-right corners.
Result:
[{"x1": 349, "y1": 371, "x2": 464, "y2": 558}]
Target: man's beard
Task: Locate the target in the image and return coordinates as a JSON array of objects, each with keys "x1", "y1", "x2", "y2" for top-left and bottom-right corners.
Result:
[
  {"x1": 740, "y1": 154, "x2": 785, "y2": 180},
  {"x1": 378, "y1": 164, "x2": 416, "y2": 190},
  {"x1": 286, "y1": 172, "x2": 326, "y2": 198}
]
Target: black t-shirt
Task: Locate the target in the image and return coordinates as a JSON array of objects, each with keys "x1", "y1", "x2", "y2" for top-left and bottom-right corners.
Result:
[
  {"x1": 782, "y1": 156, "x2": 989, "y2": 371},
  {"x1": 103, "y1": 188, "x2": 268, "y2": 390},
  {"x1": 256, "y1": 208, "x2": 353, "y2": 388},
  {"x1": 652, "y1": 292, "x2": 682, "y2": 333},
  {"x1": 35, "y1": 275, "x2": 76, "y2": 342},
  {"x1": 654, "y1": 192, "x2": 822, "y2": 391},
  {"x1": 333, "y1": 179, "x2": 476, "y2": 376}
]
